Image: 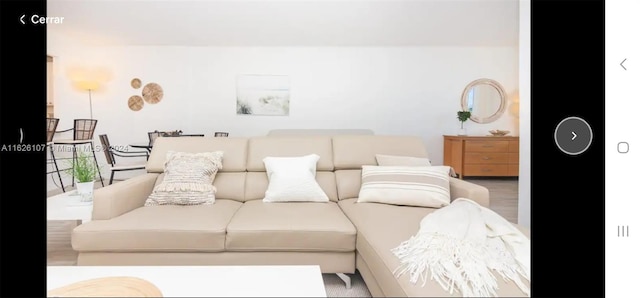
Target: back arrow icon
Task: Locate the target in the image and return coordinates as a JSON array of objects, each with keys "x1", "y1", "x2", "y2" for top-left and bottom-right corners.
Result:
[
  {"x1": 20, "y1": 15, "x2": 25, "y2": 25},
  {"x1": 571, "y1": 132, "x2": 577, "y2": 141},
  {"x1": 621, "y1": 58, "x2": 627, "y2": 70}
]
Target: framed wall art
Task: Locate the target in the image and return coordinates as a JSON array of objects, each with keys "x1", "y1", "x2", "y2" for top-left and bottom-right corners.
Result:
[{"x1": 236, "y1": 74, "x2": 290, "y2": 116}]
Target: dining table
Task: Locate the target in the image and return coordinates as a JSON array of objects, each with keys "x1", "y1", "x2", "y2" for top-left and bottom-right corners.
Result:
[
  {"x1": 129, "y1": 134, "x2": 205, "y2": 153},
  {"x1": 129, "y1": 142, "x2": 153, "y2": 153}
]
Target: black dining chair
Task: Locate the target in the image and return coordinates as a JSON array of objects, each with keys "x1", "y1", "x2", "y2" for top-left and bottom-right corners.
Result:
[
  {"x1": 46, "y1": 118, "x2": 66, "y2": 192},
  {"x1": 99, "y1": 134, "x2": 149, "y2": 185}
]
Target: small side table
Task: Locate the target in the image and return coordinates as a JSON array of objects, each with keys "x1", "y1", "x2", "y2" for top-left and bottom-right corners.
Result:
[{"x1": 47, "y1": 191, "x2": 93, "y2": 224}]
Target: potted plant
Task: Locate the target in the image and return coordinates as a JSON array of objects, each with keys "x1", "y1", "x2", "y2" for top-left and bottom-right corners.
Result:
[
  {"x1": 64, "y1": 152, "x2": 101, "y2": 202},
  {"x1": 457, "y1": 110, "x2": 471, "y2": 135}
]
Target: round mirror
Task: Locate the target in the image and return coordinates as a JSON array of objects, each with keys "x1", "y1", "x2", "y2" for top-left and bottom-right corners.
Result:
[{"x1": 460, "y1": 78, "x2": 507, "y2": 124}]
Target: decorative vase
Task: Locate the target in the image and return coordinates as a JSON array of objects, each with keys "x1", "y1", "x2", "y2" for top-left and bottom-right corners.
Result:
[
  {"x1": 458, "y1": 121, "x2": 467, "y2": 135},
  {"x1": 76, "y1": 181, "x2": 95, "y2": 203}
]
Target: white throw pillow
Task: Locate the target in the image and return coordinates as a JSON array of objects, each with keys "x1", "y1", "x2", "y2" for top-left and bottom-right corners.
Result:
[
  {"x1": 262, "y1": 154, "x2": 329, "y2": 202},
  {"x1": 375, "y1": 154, "x2": 432, "y2": 166},
  {"x1": 145, "y1": 151, "x2": 223, "y2": 206},
  {"x1": 357, "y1": 165, "x2": 451, "y2": 208}
]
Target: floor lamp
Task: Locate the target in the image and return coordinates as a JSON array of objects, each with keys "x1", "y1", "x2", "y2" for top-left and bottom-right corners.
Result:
[{"x1": 77, "y1": 81, "x2": 99, "y2": 119}]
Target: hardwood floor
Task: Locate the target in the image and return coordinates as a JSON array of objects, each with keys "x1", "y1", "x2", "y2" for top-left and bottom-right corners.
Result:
[
  {"x1": 47, "y1": 220, "x2": 79, "y2": 266},
  {"x1": 465, "y1": 177, "x2": 519, "y2": 223}
]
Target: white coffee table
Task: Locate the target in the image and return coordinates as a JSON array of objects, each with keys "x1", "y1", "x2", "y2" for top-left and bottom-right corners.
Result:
[
  {"x1": 47, "y1": 191, "x2": 93, "y2": 223},
  {"x1": 47, "y1": 265, "x2": 327, "y2": 297}
]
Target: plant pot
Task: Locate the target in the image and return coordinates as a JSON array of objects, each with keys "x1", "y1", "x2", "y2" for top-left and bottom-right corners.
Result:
[
  {"x1": 458, "y1": 122, "x2": 467, "y2": 135},
  {"x1": 76, "y1": 181, "x2": 95, "y2": 203}
]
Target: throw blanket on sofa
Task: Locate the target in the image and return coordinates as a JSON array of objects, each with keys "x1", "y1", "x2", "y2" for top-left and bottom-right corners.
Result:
[{"x1": 391, "y1": 198, "x2": 530, "y2": 297}]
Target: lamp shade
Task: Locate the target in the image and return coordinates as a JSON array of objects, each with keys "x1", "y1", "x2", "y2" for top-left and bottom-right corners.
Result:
[{"x1": 76, "y1": 81, "x2": 100, "y2": 91}]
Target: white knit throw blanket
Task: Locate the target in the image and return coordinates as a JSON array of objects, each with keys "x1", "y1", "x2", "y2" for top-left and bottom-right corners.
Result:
[{"x1": 391, "y1": 198, "x2": 530, "y2": 297}]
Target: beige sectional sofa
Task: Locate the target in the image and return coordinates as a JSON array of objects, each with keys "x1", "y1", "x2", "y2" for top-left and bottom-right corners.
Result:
[{"x1": 72, "y1": 135, "x2": 529, "y2": 297}]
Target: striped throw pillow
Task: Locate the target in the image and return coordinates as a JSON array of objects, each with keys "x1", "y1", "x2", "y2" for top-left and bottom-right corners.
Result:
[
  {"x1": 145, "y1": 151, "x2": 224, "y2": 206},
  {"x1": 357, "y1": 165, "x2": 451, "y2": 208},
  {"x1": 375, "y1": 154, "x2": 457, "y2": 177}
]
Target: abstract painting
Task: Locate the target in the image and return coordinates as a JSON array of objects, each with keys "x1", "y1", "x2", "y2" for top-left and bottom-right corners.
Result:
[{"x1": 236, "y1": 74, "x2": 290, "y2": 116}]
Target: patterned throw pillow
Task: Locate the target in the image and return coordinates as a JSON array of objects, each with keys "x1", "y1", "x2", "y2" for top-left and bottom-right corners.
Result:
[
  {"x1": 145, "y1": 151, "x2": 224, "y2": 206},
  {"x1": 357, "y1": 165, "x2": 451, "y2": 208}
]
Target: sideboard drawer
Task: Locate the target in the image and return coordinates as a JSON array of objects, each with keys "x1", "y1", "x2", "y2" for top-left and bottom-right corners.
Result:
[
  {"x1": 508, "y1": 164, "x2": 519, "y2": 176},
  {"x1": 508, "y1": 152, "x2": 519, "y2": 164},
  {"x1": 443, "y1": 135, "x2": 519, "y2": 179},
  {"x1": 509, "y1": 140, "x2": 519, "y2": 153},
  {"x1": 464, "y1": 164, "x2": 509, "y2": 176},
  {"x1": 465, "y1": 141, "x2": 509, "y2": 152},
  {"x1": 464, "y1": 152, "x2": 509, "y2": 164}
]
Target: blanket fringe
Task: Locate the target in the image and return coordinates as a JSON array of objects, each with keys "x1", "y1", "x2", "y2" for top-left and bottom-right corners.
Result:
[{"x1": 392, "y1": 233, "x2": 529, "y2": 297}]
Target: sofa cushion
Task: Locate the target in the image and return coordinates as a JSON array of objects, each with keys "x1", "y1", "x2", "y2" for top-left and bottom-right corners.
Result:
[
  {"x1": 155, "y1": 172, "x2": 247, "y2": 202},
  {"x1": 375, "y1": 154, "x2": 431, "y2": 166},
  {"x1": 145, "y1": 151, "x2": 223, "y2": 206},
  {"x1": 146, "y1": 137, "x2": 248, "y2": 173},
  {"x1": 72, "y1": 199, "x2": 243, "y2": 252},
  {"x1": 262, "y1": 154, "x2": 329, "y2": 202},
  {"x1": 335, "y1": 170, "x2": 362, "y2": 200},
  {"x1": 332, "y1": 135, "x2": 429, "y2": 170},
  {"x1": 332, "y1": 135, "x2": 430, "y2": 200},
  {"x1": 246, "y1": 136, "x2": 334, "y2": 171},
  {"x1": 225, "y1": 200, "x2": 356, "y2": 252},
  {"x1": 375, "y1": 154, "x2": 457, "y2": 177},
  {"x1": 357, "y1": 165, "x2": 452, "y2": 208},
  {"x1": 338, "y1": 198, "x2": 530, "y2": 297},
  {"x1": 244, "y1": 172, "x2": 339, "y2": 202},
  {"x1": 213, "y1": 172, "x2": 247, "y2": 202}
]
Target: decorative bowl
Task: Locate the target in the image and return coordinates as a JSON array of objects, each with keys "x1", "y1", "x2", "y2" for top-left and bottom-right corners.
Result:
[{"x1": 489, "y1": 130, "x2": 510, "y2": 136}]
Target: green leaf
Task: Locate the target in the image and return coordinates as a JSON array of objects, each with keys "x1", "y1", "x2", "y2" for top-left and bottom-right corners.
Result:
[
  {"x1": 457, "y1": 111, "x2": 471, "y2": 122},
  {"x1": 63, "y1": 152, "x2": 102, "y2": 183}
]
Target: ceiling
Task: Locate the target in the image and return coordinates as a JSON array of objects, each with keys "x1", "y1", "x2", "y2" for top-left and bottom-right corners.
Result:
[{"x1": 47, "y1": 0, "x2": 519, "y2": 47}]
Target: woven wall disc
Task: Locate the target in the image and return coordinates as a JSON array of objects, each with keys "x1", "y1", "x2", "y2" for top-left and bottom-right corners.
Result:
[
  {"x1": 131, "y1": 78, "x2": 142, "y2": 89},
  {"x1": 128, "y1": 95, "x2": 144, "y2": 111},
  {"x1": 142, "y1": 83, "x2": 163, "y2": 104}
]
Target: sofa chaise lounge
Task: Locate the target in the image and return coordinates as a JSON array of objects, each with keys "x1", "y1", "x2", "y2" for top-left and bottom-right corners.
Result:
[{"x1": 72, "y1": 135, "x2": 530, "y2": 297}]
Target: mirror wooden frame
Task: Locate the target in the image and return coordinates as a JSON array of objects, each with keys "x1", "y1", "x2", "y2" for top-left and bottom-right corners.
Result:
[{"x1": 460, "y1": 78, "x2": 507, "y2": 124}]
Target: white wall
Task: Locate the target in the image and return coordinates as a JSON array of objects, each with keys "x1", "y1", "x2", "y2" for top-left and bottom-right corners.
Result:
[
  {"x1": 517, "y1": 0, "x2": 531, "y2": 227},
  {"x1": 47, "y1": 31, "x2": 520, "y2": 190}
]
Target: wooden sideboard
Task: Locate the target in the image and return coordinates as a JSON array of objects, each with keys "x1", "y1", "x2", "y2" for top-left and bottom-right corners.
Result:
[{"x1": 443, "y1": 135, "x2": 519, "y2": 179}]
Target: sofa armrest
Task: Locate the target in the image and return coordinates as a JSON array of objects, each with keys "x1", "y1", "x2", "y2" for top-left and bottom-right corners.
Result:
[
  {"x1": 449, "y1": 178, "x2": 490, "y2": 207},
  {"x1": 92, "y1": 173, "x2": 159, "y2": 220}
]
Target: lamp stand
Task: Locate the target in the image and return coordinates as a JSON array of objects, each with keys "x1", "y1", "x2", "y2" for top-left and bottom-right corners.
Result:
[{"x1": 88, "y1": 89, "x2": 93, "y2": 119}]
